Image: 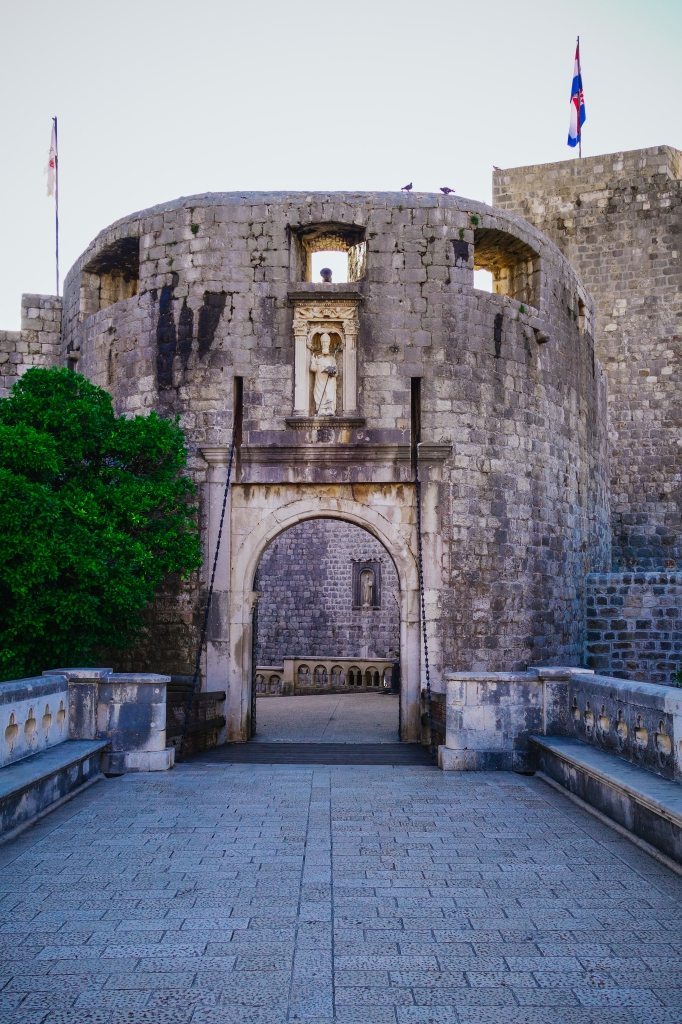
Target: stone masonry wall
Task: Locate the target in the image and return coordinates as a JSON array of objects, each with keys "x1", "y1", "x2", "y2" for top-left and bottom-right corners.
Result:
[
  {"x1": 586, "y1": 571, "x2": 682, "y2": 686},
  {"x1": 254, "y1": 519, "x2": 399, "y2": 665},
  {"x1": 0, "y1": 295, "x2": 62, "y2": 397},
  {"x1": 59, "y1": 191, "x2": 609, "y2": 679},
  {"x1": 494, "y1": 146, "x2": 681, "y2": 569}
]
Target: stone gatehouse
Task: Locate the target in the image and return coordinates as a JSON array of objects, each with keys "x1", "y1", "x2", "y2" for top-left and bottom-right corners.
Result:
[{"x1": 1, "y1": 146, "x2": 679, "y2": 741}]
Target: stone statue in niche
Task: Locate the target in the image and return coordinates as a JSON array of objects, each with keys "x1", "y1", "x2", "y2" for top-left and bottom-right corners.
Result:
[
  {"x1": 292, "y1": 298, "x2": 359, "y2": 417},
  {"x1": 360, "y1": 569, "x2": 375, "y2": 608},
  {"x1": 308, "y1": 331, "x2": 340, "y2": 416}
]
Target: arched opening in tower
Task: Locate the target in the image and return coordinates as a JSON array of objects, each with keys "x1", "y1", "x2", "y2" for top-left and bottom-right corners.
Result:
[{"x1": 252, "y1": 518, "x2": 401, "y2": 743}]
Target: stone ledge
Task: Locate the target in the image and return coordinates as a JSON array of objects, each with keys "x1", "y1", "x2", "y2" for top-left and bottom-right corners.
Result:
[
  {"x1": 105, "y1": 746, "x2": 175, "y2": 774},
  {"x1": 438, "y1": 746, "x2": 528, "y2": 772},
  {"x1": 530, "y1": 734, "x2": 682, "y2": 864},
  {"x1": 287, "y1": 283, "x2": 364, "y2": 303},
  {"x1": 0, "y1": 739, "x2": 109, "y2": 839},
  {"x1": 241, "y1": 442, "x2": 411, "y2": 465},
  {"x1": 285, "y1": 416, "x2": 367, "y2": 429},
  {"x1": 0, "y1": 674, "x2": 68, "y2": 706}
]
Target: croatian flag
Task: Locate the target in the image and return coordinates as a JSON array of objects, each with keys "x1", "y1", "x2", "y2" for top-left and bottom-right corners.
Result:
[
  {"x1": 567, "y1": 40, "x2": 586, "y2": 148},
  {"x1": 46, "y1": 121, "x2": 57, "y2": 197}
]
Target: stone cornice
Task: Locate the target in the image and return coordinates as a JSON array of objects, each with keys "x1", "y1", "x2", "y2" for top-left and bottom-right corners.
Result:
[
  {"x1": 200, "y1": 446, "x2": 232, "y2": 466},
  {"x1": 417, "y1": 442, "x2": 453, "y2": 463},
  {"x1": 285, "y1": 416, "x2": 367, "y2": 430},
  {"x1": 287, "y1": 283, "x2": 364, "y2": 304},
  {"x1": 240, "y1": 443, "x2": 411, "y2": 466}
]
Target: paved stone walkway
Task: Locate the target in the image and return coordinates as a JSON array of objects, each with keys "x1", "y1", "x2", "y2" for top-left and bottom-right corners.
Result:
[
  {"x1": 0, "y1": 763, "x2": 681, "y2": 1024},
  {"x1": 255, "y1": 693, "x2": 399, "y2": 743}
]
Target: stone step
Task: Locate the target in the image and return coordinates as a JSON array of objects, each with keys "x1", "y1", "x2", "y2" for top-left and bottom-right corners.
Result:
[
  {"x1": 186, "y1": 742, "x2": 436, "y2": 767},
  {"x1": 529, "y1": 734, "x2": 682, "y2": 865},
  {"x1": 0, "y1": 739, "x2": 109, "y2": 840}
]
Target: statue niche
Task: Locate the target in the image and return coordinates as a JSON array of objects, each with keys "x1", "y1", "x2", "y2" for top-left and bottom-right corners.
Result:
[
  {"x1": 352, "y1": 560, "x2": 381, "y2": 609},
  {"x1": 308, "y1": 331, "x2": 341, "y2": 416},
  {"x1": 291, "y1": 298, "x2": 360, "y2": 417}
]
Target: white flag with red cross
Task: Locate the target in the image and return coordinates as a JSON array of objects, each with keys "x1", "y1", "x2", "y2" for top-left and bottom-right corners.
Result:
[{"x1": 46, "y1": 121, "x2": 57, "y2": 197}]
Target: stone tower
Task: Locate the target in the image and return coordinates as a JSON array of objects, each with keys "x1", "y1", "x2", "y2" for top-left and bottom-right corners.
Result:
[
  {"x1": 23, "y1": 190, "x2": 607, "y2": 738},
  {"x1": 493, "y1": 145, "x2": 681, "y2": 569}
]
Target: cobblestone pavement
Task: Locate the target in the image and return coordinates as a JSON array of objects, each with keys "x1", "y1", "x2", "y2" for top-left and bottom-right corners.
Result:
[
  {"x1": 0, "y1": 763, "x2": 681, "y2": 1024},
  {"x1": 255, "y1": 694, "x2": 399, "y2": 743}
]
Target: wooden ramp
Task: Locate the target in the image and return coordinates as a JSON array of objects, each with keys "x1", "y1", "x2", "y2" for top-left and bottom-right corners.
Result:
[{"x1": 186, "y1": 742, "x2": 435, "y2": 767}]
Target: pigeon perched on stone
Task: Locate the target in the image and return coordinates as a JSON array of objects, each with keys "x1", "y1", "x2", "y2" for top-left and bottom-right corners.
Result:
[
  {"x1": 401, "y1": 182, "x2": 413, "y2": 191},
  {"x1": 440, "y1": 186, "x2": 456, "y2": 195}
]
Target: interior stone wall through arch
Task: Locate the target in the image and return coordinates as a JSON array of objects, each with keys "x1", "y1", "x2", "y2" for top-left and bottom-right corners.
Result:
[{"x1": 254, "y1": 518, "x2": 400, "y2": 665}]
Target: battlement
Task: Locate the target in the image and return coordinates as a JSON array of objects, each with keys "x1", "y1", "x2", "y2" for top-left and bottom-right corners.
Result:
[{"x1": 493, "y1": 145, "x2": 681, "y2": 205}]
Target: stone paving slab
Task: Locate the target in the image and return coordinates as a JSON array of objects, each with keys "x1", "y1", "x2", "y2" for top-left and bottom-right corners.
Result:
[
  {"x1": 0, "y1": 763, "x2": 680, "y2": 1022},
  {"x1": 254, "y1": 694, "x2": 399, "y2": 744}
]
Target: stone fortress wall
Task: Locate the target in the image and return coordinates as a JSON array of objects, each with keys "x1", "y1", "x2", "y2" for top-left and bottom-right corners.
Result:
[
  {"x1": 586, "y1": 571, "x2": 681, "y2": 686},
  {"x1": 494, "y1": 146, "x2": 681, "y2": 685},
  {"x1": 254, "y1": 519, "x2": 400, "y2": 666},
  {"x1": 493, "y1": 146, "x2": 681, "y2": 569},
  {"x1": 50, "y1": 188, "x2": 608, "y2": 718},
  {"x1": 0, "y1": 294, "x2": 62, "y2": 397},
  {"x1": 1, "y1": 147, "x2": 677, "y2": 706}
]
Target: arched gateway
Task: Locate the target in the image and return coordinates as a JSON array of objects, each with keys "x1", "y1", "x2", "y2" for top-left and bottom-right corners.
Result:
[{"x1": 209, "y1": 486, "x2": 422, "y2": 742}]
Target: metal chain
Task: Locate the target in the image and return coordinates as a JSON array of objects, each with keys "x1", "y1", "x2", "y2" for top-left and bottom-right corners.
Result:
[
  {"x1": 414, "y1": 464, "x2": 435, "y2": 756},
  {"x1": 180, "y1": 431, "x2": 237, "y2": 747}
]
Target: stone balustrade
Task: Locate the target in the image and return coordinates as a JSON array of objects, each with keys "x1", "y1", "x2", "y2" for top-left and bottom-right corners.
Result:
[
  {"x1": 255, "y1": 657, "x2": 395, "y2": 697},
  {"x1": 1, "y1": 668, "x2": 174, "y2": 774},
  {"x1": 439, "y1": 667, "x2": 682, "y2": 779},
  {"x1": 1, "y1": 675, "x2": 69, "y2": 768}
]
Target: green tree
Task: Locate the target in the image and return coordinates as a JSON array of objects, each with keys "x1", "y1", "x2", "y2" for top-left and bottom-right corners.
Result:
[{"x1": 0, "y1": 368, "x2": 201, "y2": 680}]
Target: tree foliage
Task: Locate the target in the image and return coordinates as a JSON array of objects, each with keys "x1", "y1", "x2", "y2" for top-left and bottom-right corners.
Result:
[{"x1": 0, "y1": 368, "x2": 201, "y2": 680}]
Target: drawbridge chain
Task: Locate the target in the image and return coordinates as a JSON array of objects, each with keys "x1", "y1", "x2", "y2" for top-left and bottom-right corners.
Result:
[
  {"x1": 181, "y1": 431, "x2": 237, "y2": 745},
  {"x1": 414, "y1": 467, "x2": 435, "y2": 756}
]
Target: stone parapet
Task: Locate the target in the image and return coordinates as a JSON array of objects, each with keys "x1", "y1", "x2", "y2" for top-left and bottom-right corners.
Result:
[
  {"x1": 0, "y1": 294, "x2": 63, "y2": 397},
  {"x1": 0, "y1": 675, "x2": 69, "y2": 768},
  {"x1": 255, "y1": 657, "x2": 395, "y2": 696},
  {"x1": 439, "y1": 670, "x2": 546, "y2": 771},
  {"x1": 42, "y1": 667, "x2": 174, "y2": 772},
  {"x1": 440, "y1": 666, "x2": 681, "y2": 780}
]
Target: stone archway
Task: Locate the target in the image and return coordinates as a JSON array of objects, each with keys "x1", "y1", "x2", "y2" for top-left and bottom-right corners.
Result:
[{"x1": 225, "y1": 489, "x2": 422, "y2": 743}]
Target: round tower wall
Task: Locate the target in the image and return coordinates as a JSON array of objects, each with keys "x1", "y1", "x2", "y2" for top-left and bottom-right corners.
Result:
[{"x1": 62, "y1": 192, "x2": 610, "y2": 682}]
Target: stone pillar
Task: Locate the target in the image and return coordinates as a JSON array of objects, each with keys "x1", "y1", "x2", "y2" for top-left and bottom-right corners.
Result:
[
  {"x1": 293, "y1": 324, "x2": 309, "y2": 414},
  {"x1": 342, "y1": 321, "x2": 357, "y2": 413},
  {"x1": 200, "y1": 447, "x2": 233, "y2": 695},
  {"x1": 96, "y1": 673, "x2": 173, "y2": 773},
  {"x1": 44, "y1": 667, "x2": 175, "y2": 772},
  {"x1": 42, "y1": 667, "x2": 113, "y2": 740},
  {"x1": 438, "y1": 671, "x2": 543, "y2": 771}
]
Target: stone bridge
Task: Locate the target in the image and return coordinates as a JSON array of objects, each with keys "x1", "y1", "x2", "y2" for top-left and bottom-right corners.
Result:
[{"x1": 0, "y1": 755, "x2": 681, "y2": 1024}]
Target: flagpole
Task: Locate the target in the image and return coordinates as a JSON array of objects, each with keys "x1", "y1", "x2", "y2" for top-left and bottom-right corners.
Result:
[
  {"x1": 577, "y1": 38, "x2": 582, "y2": 159},
  {"x1": 53, "y1": 116, "x2": 60, "y2": 295}
]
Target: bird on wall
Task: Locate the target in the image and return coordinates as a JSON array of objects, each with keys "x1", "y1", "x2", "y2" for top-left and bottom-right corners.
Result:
[
  {"x1": 401, "y1": 182, "x2": 413, "y2": 191},
  {"x1": 440, "y1": 186, "x2": 456, "y2": 195}
]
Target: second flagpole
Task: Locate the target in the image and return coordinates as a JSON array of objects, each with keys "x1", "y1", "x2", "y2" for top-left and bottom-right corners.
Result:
[
  {"x1": 577, "y1": 38, "x2": 582, "y2": 159},
  {"x1": 53, "y1": 116, "x2": 60, "y2": 296}
]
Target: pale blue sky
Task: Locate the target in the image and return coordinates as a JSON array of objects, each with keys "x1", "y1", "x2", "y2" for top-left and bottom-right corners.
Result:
[{"x1": 1, "y1": 0, "x2": 679, "y2": 327}]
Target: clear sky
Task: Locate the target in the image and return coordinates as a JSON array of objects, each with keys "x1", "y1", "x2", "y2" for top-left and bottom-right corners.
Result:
[{"x1": 1, "y1": 0, "x2": 679, "y2": 328}]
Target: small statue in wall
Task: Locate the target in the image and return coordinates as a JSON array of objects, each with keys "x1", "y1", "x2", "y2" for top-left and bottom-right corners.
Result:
[
  {"x1": 360, "y1": 568, "x2": 374, "y2": 608},
  {"x1": 320, "y1": 267, "x2": 333, "y2": 282},
  {"x1": 308, "y1": 331, "x2": 339, "y2": 415}
]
